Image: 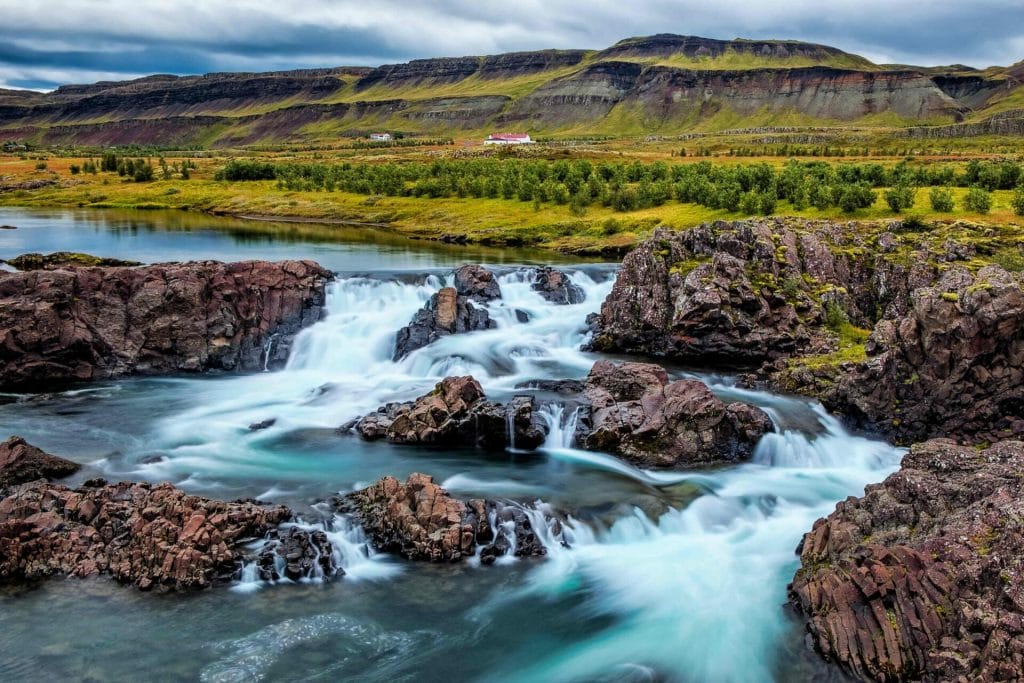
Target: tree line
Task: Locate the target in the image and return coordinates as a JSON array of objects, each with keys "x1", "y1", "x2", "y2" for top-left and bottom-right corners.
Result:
[{"x1": 214, "y1": 157, "x2": 1024, "y2": 216}]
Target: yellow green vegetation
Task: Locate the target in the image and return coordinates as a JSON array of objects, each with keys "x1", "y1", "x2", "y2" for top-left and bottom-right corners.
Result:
[{"x1": 3, "y1": 153, "x2": 1024, "y2": 255}]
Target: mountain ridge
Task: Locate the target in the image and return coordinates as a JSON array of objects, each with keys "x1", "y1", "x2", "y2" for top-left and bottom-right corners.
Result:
[{"x1": 1, "y1": 33, "x2": 1021, "y2": 148}]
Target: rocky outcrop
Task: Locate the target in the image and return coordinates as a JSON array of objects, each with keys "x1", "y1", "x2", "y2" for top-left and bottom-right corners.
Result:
[
  {"x1": 532, "y1": 266, "x2": 585, "y2": 304},
  {"x1": 0, "y1": 259, "x2": 330, "y2": 390},
  {"x1": 591, "y1": 221, "x2": 865, "y2": 363},
  {"x1": 0, "y1": 478, "x2": 292, "y2": 591},
  {"x1": 0, "y1": 436, "x2": 80, "y2": 487},
  {"x1": 393, "y1": 287, "x2": 495, "y2": 360},
  {"x1": 351, "y1": 376, "x2": 546, "y2": 450},
  {"x1": 777, "y1": 265, "x2": 1024, "y2": 444},
  {"x1": 576, "y1": 360, "x2": 772, "y2": 468},
  {"x1": 341, "y1": 473, "x2": 552, "y2": 563},
  {"x1": 790, "y1": 439, "x2": 1024, "y2": 682}
]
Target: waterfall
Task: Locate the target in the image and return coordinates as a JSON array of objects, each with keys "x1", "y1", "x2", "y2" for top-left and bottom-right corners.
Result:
[{"x1": 538, "y1": 403, "x2": 579, "y2": 449}]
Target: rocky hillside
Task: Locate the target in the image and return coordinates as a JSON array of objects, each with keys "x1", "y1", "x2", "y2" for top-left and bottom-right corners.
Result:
[{"x1": 0, "y1": 34, "x2": 1020, "y2": 147}]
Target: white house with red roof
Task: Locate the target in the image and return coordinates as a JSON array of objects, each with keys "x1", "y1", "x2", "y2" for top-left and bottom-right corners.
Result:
[{"x1": 483, "y1": 133, "x2": 533, "y2": 145}]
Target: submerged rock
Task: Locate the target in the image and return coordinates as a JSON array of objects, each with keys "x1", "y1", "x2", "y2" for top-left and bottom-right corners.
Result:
[
  {"x1": 3, "y1": 252, "x2": 141, "y2": 271},
  {"x1": 0, "y1": 436, "x2": 80, "y2": 487},
  {"x1": 0, "y1": 259, "x2": 331, "y2": 390},
  {"x1": 791, "y1": 439, "x2": 1024, "y2": 682},
  {"x1": 353, "y1": 375, "x2": 547, "y2": 450},
  {"x1": 0, "y1": 476, "x2": 291, "y2": 591},
  {"x1": 531, "y1": 266, "x2": 584, "y2": 304},
  {"x1": 576, "y1": 360, "x2": 772, "y2": 468}
]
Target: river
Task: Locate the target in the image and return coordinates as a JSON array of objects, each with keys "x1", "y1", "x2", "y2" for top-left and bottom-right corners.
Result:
[{"x1": 0, "y1": 208, "x2": 901, "y2": 682}]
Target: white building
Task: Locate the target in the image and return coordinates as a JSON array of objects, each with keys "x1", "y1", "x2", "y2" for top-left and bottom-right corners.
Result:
[
  {"x1": 369, "y1": 133, "x2": 392, "y2": 142},
  {"x1": 484, "y1": 133, "x2": 533, "y2": 145}
]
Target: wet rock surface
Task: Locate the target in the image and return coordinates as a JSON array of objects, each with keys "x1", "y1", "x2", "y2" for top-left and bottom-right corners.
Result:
[
  {"x1": 0, "y1": 436, "x2": 80, "y2": 487},
  {"x1": 576, "y1": 360, "x2": 772, "y2": 468},
  {"x1": 791, "y1": 439, "x2": 1024, "y2": 682},
  {"x1": 3, "y1": 252, "x2": 142, "y2": 270},
  {"x1": 340, "y1": 473, "x2": 551, "y2": 563},
  {"x1": 0, "y1": 475, "x2": 292, "y2": 591},
  {"x1": 775, "y1": 265, "x2": 1024, "y2": 444},
  {"x1": 453, "y1": 264, "x2": 502, "y2": 302},
  {"x1": 392, "y1": 287, "x2": 495, "y2": 360},
  {"x1": 256, "y1": 526, "x2": 338, "y2": 582},
  {"x1": 0, "y1": 259, "x2": 331, "y2": 390},
  {"x1": 353, "y1": 375, "x2": 546, "y2": 450},
  {"x1": 531, "y1": 266, "x2": 585, "y2": 304}
]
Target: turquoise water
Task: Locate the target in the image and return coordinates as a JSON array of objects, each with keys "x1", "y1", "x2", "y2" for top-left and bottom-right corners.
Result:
[{"x1": 0, "y1": 208, "x2": 896, "y2": 682}]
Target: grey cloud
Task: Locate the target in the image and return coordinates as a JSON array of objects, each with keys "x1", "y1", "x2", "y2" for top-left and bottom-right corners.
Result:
[{"x1": 0, "y1": 0, "x2": 1021, "y2": 90}]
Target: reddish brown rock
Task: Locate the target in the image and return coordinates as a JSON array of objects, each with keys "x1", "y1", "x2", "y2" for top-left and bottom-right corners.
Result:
[
  {"x1": 0, "y1": 259, "x2": 331, "y2": 390},
  {"x1": 0, "y1": 478, "x2": 291, "y2": 590},
  {"x1": 352, "y1": 376, "x2": 546, "y2": 450},
  {"x1": 790, "y1": 439, "x2": 1024, "y2": 682},
  {"x1": 342, "y1": 473, "x2": 551, "y2": 563},
  {"x1": 344, "y1": 473, "x2": 478, "y2": 562},
  {"x1": 778, "y1": 265, "x2": 1024, "y2": 444},
  {"x1": 0, "y1": 436, "x2": 80, "y2": 487},
  {"x1": 577, "y1": 360, "x2": 772, "y2": 468},
  {"x1": 453, "y1": 264, "x2": 502, "y2": 302}
]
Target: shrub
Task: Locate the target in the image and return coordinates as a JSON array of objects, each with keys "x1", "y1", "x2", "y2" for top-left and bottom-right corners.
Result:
[
  {"x1": 929, "y1": 186, "x2": 954, "y2": 212},
  {"x1": 69, "y1": 164, "x2": 81, "y2": 175},
  {"x1": 884, "y1": 184, "x2": 916, "y2": 212},
  {"x1": 34, "y1": 161, "x2": 47, "y2": 170},
  {"x1": 1012, "y1": 185, "x2": 1024, "y2": 217},
  {"x1": 963, "y1": 187, "x2": 992, "y2": 215}
]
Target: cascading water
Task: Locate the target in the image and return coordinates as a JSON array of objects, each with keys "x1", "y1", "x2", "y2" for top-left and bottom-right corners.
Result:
[{"x1": 0, "y1": 252, "x2": 907, "y2": 682}]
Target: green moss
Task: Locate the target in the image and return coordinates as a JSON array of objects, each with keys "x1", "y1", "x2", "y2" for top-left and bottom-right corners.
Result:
[
  {"x1": 940, "y1": 292, "x2": 960, "y2": 302},
  {"x1": 669, "y1": 255, "x2": 710, "y2": 275}
]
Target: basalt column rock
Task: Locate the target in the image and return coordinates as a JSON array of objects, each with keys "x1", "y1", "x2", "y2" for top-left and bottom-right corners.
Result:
[{"x1": 790, "y1": 439, "x2": 1024, "y2": 682}]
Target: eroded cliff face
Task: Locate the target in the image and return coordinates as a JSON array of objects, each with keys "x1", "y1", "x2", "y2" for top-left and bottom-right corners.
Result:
[
  {"x1": 0, "y1": 259, "x2": 331, "y2": 390},
  {"x1": 0, "y1": 34, "x2": 1017, "y2": 146}
]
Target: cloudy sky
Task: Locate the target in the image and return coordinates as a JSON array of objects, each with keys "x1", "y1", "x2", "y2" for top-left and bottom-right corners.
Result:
[{"x1": 1, "y1": 0, "x2": 1022, "y2": 91}]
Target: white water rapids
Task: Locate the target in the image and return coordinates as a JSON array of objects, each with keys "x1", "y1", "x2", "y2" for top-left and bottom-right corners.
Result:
[{"x1": 3, "y1": 264, "x2": 905, "y2": 682}]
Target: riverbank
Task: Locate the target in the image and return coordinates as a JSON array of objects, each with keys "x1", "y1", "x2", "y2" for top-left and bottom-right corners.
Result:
[{"x1": 3, "y1": 153, "x2": 1023, "y2": 257}]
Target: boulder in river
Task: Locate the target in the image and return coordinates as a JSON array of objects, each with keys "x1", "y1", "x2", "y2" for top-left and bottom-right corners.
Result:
[
  {"x1": 341, "y1": 473, "x2": 553, "y2": 563},
  {"x1": 453, "y1": 264, "x2": 501, "y2": 302},
  {"x1": 531, "y1": 266, "x2": 584, "y2": 304},
  {"x1": 790, "y1": 439, "x2": 1024, "y2": 682},
  {"x1": 0, "y1": 259, "x2": 331, "y2": 390},
  {"x1": 0, "y1": 435, "x2": 80, "y2": 487},
  {"x1": 352, "y1": 375, "x2": 547, "y2": 450},
  {"x1": 576, "y1": 360, "x2": 772, "y2": 468},
  {"x1": 392, "y1": 287, "x2": 496, "y2": 360}
]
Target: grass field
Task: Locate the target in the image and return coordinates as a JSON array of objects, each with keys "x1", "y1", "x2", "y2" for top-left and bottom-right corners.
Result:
[{"x1": 3, "y1": 151, "x2": 1023, "y2": 256}]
